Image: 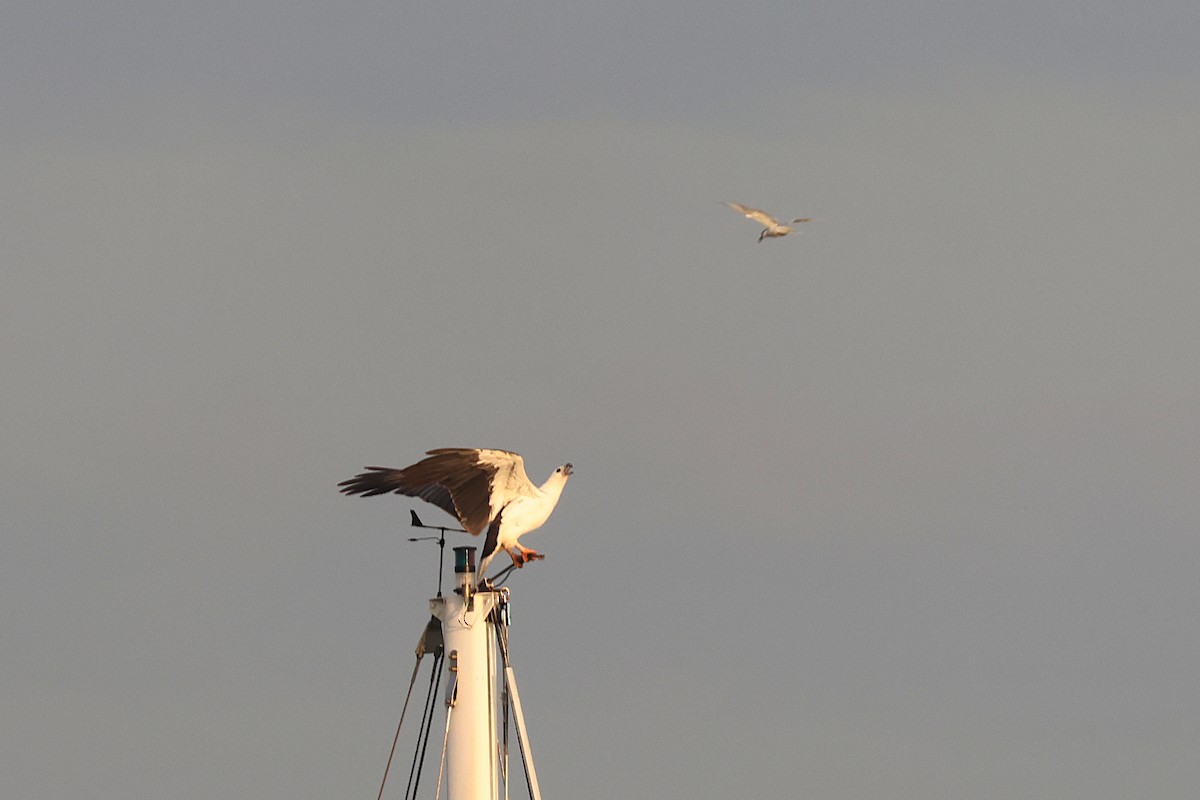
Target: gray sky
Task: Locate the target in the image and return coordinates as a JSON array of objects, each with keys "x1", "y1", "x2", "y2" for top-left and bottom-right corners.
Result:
[{"x1": 4, "y1": 3, "x2": 1200, "y2": 798}]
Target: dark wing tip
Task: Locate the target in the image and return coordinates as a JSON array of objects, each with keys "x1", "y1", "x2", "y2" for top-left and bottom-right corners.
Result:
[{"x1": 338, "y1": 466, "x2": 400, "y2": 496}]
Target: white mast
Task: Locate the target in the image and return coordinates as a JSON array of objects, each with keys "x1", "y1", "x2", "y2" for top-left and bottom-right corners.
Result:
[{"x1": 430, "y1": 547, "x2": 499, "y2": 800}]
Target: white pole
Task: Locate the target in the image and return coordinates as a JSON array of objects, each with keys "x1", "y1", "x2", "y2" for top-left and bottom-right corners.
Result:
[
  {"x1": 431, "y1": 547, "x2": 499, "y2": 800},
  {"x1": 503, "y1": 666, "x2": 542, "y2": 800}
]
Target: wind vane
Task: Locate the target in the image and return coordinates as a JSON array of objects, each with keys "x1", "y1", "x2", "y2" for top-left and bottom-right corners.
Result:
[{"x1": 407, "y1": 509, "x2": 465, "y2": 596}]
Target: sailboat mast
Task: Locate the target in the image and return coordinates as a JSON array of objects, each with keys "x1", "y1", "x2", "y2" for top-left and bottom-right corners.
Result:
[{"x1": 431, "y1": 547, "x2": 500, "y2": 800}]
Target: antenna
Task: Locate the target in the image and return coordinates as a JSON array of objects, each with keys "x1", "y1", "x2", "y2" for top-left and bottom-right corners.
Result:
[{"x1": 407, "y1": 510, "x2": 467, "y2": 597}]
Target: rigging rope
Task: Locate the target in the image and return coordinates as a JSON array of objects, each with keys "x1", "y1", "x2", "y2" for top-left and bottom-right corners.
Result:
[
  {"x1": 493, "y1": 609, "x2": 538, "y2": 800},
  {"x1": 488, "y1": 563, "x2": 519, "y2": 587},
  {"x1": 500, "y1": 666, "x2": 510, "y2": 800},
  {"x1": 434, "y1": 676, "x2": 458, "y2": 800},
  {"x1": 407, "y1": 651, "x2": 444, "y2": 800},
  {"x1": 376, "y1": 654, "x2": 426, "y2": 800}
]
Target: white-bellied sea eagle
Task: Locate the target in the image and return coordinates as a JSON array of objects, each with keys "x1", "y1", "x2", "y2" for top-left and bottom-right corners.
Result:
[{"x1": 339, "y1": 448, "x2": 573, "y2": 577}]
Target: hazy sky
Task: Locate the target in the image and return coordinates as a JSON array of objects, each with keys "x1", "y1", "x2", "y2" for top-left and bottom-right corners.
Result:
[{"x1": 4, "y1": 3, "x2": 1200, "y2": 799}]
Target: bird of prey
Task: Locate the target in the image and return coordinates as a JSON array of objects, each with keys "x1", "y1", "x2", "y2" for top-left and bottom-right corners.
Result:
[
  {"x1": 339, "y1": 448, "x2": 573, "y2": 577},
  {"x1": 725, "y1": 201, "x2": 814, "y2": 242}
]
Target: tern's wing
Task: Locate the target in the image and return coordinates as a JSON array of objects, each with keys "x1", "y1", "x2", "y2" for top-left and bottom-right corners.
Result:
[{"x1": 726, "y1": 201, "x2": 780, "y2": 228}]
